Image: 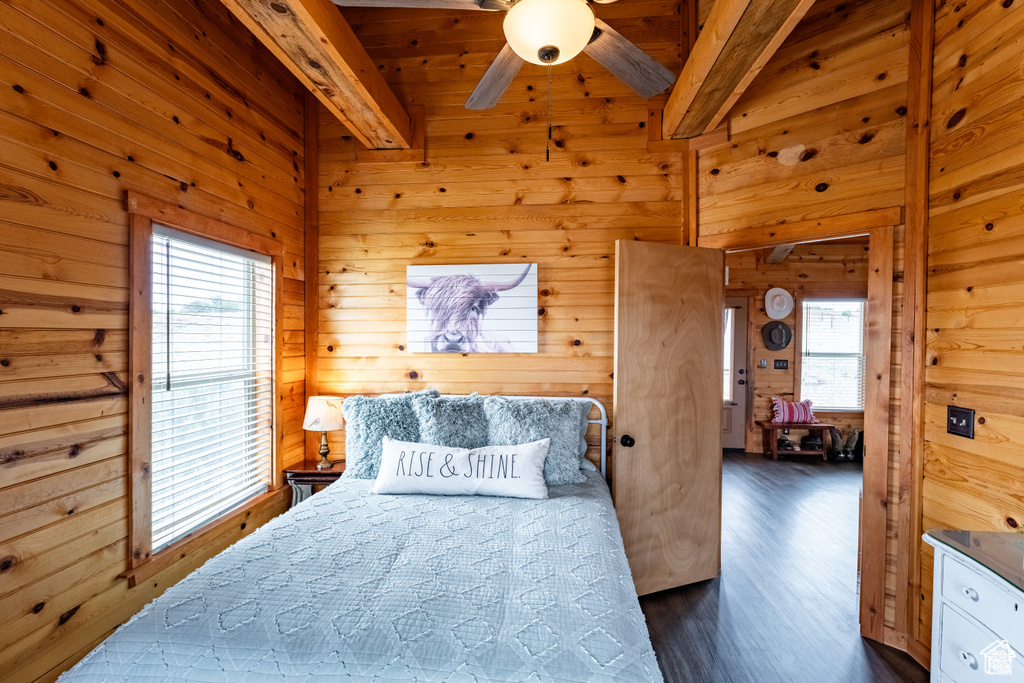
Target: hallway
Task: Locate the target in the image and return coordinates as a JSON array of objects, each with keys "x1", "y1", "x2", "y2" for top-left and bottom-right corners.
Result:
[{"x1": 639, "y1": 452, "x2": 928, "y2": 682}]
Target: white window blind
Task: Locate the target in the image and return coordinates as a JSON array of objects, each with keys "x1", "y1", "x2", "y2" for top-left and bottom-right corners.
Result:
[
  {"x1": 800, "y1": 299, "x2": 866, "y2": 411},
  {"x1": 151, "y1": 225, "x2": 274, "y2": 552}
]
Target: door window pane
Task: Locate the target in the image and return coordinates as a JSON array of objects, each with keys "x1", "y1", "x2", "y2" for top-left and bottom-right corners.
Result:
[{"x1": 723, "y1": 307, "x2": 734, "y2": 402}]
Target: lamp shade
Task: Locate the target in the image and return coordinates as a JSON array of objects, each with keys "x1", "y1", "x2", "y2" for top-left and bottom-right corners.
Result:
[
  {"x1": 503, "y1": 0, "x2": 595, "y2": 66},
  {"x1": 302, "y1": 396, "x2": 345, "y2": 432}
]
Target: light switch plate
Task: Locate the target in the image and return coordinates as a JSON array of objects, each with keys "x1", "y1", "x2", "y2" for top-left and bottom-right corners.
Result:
[
  {"x1": 947, "y1": 406, "x2": 975, "y2": 439},
  {"x1": 774, "y1": 359, "x2": 788, "y2": 370}
]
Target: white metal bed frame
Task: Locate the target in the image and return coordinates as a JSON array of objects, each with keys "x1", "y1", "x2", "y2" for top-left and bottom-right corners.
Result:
[{"x1": 488, "y1": 395, "x2": 609, "y2": 477}]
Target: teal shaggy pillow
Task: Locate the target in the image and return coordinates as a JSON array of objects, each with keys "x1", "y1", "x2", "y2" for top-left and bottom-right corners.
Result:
[
  {"x1": 341, "y1": 389, "x2": 439, "y2": 479},
  {"x1": 483, "y1": 397, "x2": 588, "y2": 486},
  {"x1": 410, "y1": 393, "x2": 489, "y2": 450}
]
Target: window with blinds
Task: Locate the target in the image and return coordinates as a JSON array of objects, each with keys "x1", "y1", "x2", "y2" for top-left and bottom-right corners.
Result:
[
  {"x1": 800, "y1": 299, "x2": 866, "y2": 411},
  {"x1": 151, "y1": 225, "x2": 274, "y2": 552}
]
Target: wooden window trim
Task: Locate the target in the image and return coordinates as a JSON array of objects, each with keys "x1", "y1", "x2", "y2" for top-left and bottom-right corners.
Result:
[
  {"x1": 120, "y1": 490, "x2": 285, "y2": 588},
  {"x1": 124, "y1": 191, "x2": 285, "y2": 578}
]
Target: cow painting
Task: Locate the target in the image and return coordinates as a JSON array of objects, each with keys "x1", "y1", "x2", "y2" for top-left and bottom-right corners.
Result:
[{"x1": 406, "y1": 264, "x2": 537, "y2": 353}]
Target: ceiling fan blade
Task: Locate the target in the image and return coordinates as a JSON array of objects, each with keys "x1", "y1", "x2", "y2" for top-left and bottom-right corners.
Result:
[
  {"x1": 330, "y1": 0, "x2": 497, "y2": 10},
  {"x1": 583, "y1": 19, "x2": 676, "y2": 98},
  {"x1": 465, "y1": 44, "x2": 524, "y2": 109}
]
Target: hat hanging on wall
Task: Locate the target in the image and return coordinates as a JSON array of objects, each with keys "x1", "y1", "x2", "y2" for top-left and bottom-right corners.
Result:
[
  {"x1": 765, "y1": 287, "x2": 794, "y2": 320},
  {"x1": 762, "y1": 321, "x2": 793, "y2": 351}
]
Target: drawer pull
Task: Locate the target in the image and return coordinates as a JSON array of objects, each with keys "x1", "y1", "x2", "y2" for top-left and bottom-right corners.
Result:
[
  {"x1": 959, "y1": 650, "x2": 978, "y2": 669},
  {"x1": 961, "y1": 586, "x2": 979, "y2": 601}
]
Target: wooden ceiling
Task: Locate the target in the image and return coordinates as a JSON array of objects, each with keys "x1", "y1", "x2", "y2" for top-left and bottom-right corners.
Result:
[{"x1": 221, "y1": 0, "x2": 817, "y2": 148}]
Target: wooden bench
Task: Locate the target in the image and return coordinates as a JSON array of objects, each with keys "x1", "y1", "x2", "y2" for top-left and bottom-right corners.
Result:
[{"x1": 755, "y1": 421, "x2": 835, "y2": 461}]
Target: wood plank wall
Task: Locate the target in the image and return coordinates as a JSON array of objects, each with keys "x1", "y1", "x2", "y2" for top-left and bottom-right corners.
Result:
[
  {"x1": 315, "y1": 0, "x2": 686, "y2": 459},
  {"x1": 0, "y1": 0, "x2": 308, "y2": 678},
  {"x1": 725, "y1": 239, "x2": 869, "y2": 453},
  {"x1": 697, "y1": 0, "x2": 911, "y2": 645},
  {"x1": 919, "y1": 0, "x2": 1024, "y2": 646}
]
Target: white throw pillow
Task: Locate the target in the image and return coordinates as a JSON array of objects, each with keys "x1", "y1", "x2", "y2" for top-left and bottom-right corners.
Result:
[{"x1": 372, "y1": 437, "x2": 550, "y2": 499}]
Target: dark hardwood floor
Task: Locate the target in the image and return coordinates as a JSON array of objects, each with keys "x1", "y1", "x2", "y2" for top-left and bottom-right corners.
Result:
[{"x1": 639, "y1": 451, "x2": 929, "y2": 683}]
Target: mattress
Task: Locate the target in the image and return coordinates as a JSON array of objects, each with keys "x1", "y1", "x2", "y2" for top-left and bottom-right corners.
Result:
[{"x1": 61, "y1": 471, "x2": 661, "y2": 682}]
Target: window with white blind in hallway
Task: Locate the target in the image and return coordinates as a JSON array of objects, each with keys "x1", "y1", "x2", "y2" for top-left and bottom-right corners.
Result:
[
  {"x1": 800, "y1": 299, "x2": 866, "y2": 412},
  {"x1": 150, "y1": 225, "x2": 274, "y2": 552}
]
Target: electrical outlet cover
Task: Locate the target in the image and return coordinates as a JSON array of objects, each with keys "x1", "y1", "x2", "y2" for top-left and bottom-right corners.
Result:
[{"x1": 947, "y1": 406, "x2": 975, "y2": 439}]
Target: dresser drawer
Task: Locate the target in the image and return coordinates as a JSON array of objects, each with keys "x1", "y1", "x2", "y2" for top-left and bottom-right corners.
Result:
[
  {"x1": 942, "y1": 553, "x2": 1024, "y2": 646},
  {"x1": 938, "y1": 604, "x2": 1024, "y2": 683}
]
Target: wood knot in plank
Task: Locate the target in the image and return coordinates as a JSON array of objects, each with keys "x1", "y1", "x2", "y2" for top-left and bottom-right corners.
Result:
[
  {"x1": 59, "y1": 606, "x2": 80, "y2": 626},
  {"x1": 91, "y1": 40, "x2": 107, "y2": 66},
  {"x1": 946, "y1": 108, "x2": 967, "y2": 128}
]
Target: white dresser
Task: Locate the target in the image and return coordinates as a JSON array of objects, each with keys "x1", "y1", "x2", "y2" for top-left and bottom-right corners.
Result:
[{"x1": 924, "y1": 530, "x2": 1024, "y2": 683}]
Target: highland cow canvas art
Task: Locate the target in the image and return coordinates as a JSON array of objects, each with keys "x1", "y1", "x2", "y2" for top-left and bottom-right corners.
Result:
[{"x1": 406, "y1": 263, "x2": 538, "y2": 353}]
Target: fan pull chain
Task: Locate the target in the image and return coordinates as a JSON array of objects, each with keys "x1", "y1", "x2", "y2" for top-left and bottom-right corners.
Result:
[{"x1": 546, "y1": 65, "x2": 552, "y2": 162}]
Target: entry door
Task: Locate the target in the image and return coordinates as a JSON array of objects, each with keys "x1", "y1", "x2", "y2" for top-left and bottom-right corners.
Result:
[
  {"x1": 722, "y1": 297, "x2": 748, "y2": 450},
  {"x1": 612, "y1": 240, "x2": 724, "y2": 596}
]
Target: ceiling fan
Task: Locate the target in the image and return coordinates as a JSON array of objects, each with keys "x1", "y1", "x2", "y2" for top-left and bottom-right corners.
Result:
[{"x1": 329, "y1": 0, "x2": 676, "y2": 109}]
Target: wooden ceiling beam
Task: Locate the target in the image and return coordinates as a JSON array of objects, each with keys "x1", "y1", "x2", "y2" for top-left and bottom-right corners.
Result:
[
  {"x1": 662, "y1": 0, "x2": 814, "y2": 140},
  {"x1": 221, "y1": 0, "x2": 413, "y2": 149},
  {"x1": 764, "y1": 244, "x2": 795, "y2": 264}
]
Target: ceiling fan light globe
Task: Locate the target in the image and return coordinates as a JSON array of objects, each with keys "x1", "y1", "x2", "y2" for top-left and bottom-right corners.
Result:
[{"x1": 503, "y1": 0, "x2": 596, "y2": 66}]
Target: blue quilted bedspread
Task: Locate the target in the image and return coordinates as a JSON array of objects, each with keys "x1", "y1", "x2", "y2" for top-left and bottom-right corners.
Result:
[{"x1": 61, "y1": 471, "x2": 662, "y2": 682}]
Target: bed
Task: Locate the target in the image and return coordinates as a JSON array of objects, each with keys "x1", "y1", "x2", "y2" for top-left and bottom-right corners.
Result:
[{"x1": 60, "y1": 396, "x2": 661, "y2": 682}]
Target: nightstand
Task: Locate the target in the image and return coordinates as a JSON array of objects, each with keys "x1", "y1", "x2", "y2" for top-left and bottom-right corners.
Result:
[{"x1": 284, "y1": 460, "x2": 343, "y2": 506}]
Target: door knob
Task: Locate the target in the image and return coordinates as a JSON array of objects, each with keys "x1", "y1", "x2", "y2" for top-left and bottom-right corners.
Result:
[{"x1": 619, "y1": 434, "x2": 635, "y2": 448}]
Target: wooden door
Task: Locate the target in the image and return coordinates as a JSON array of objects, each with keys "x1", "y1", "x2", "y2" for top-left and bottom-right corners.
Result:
[
  {"x1": 612, "y1": 240, "x2": 724, "y2": 596},
  {"x1": 722, "y1": 297, "x2": 748, "y2": 450}
]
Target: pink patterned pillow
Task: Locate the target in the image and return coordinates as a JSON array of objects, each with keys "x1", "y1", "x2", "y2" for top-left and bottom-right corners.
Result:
[{"x1": 772, "y1": 397, "x2": 818, "y2": 424}]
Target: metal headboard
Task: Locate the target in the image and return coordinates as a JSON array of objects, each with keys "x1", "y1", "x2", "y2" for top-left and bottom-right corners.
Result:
[
  {"x1": 384, "y1": 393, "x2": 609, "y2": 477},
  {"x1": 486, "y1": 395, "x2": 608, "y2": 477}
]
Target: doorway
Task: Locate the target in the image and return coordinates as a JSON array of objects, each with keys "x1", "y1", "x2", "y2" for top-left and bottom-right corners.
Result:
[
  {"x1": 722, "y1": 296, "x2": 748, "y2": 450},
  {"x1": 701, "y1": 224, "x2": 894, "y2": 642}
]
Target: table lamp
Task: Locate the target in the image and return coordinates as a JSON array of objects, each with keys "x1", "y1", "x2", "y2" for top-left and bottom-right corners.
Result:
[{"x1": 302, "y1": 396, "x2": 345, "y2": 470}]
